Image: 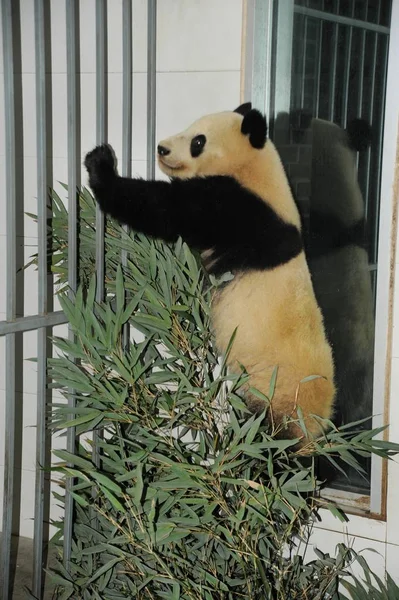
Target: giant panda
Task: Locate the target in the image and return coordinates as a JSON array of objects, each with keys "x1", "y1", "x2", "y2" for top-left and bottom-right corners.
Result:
[{"x1": 84, "y1": 102, "x2": 335, "y2": 441}]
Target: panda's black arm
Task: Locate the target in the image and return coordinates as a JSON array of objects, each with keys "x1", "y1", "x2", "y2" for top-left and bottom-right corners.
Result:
[
  {"x1": 85, "y1": 144, "x2": 257, "y2": 247},
  {"x1": 85, "y1": 145, "x2": 180, "y2": 242},
  {"x1": 84, "y1": 144, "x2": 303, "y2": 272}
]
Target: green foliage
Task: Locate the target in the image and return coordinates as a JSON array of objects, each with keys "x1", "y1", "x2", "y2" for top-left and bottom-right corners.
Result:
[{"x1": 42, "y1": 188, "x2": 399, "y2": 599}]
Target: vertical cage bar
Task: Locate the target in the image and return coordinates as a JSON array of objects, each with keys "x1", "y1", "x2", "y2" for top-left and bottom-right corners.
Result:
[
  {"x1": 372, "y1": 35, "x2": 389, "y2": 266},
  {"x1": 122, "y1": 0, "x2": 132, "y2": 177},
  {"x1": 67, "y1": 0, "x2": 80, "y2": 296},
  {"x1": 328, "y1": 22, "x2": 339, "y2": 122},
  {"x1": 355, "y1": 28, "x2": 366, "y2": 171},
  {"x1": 64, "y1": 0, "x2": 80, "y2": 568},
  {"x1": 357, "y1": 29, "x2": 366, "y2": 118},
  {"x1": 251, "y1": 0, "x2": 274, "y2": 118},
  {"x1": 1, "y1": 1, "x2": 18, "y2": 597},
  {"x1": 273, "y1": 0, "x2": 294, "y2": 117},
  {"x1": 95, "y1": 0, "x2": 106, "y2": 300},
  {"x1": 363, "y1": 31, "x2": 378, "y2": 225},
  {"x1": 300, "y1": 16, "x2": 308, "y2": 109},
  {"x1": 315, "y1": 20, "x2": 323, "y2": 117},
  {"x1": 122, "y1": 0, "x2": 132, "y2": 350},
  {"x1": 147, "y1": 0, "x2": 157, "y2": 179},
  {"x1": 93, "y1": 0, "x2": 107, "y2": 469},
  {"x1": 33, "y1": 0, "x2": 50, "y2": 594},
  {"x1": 341, "y1": 26, "x2": 353, "y2": 127}
]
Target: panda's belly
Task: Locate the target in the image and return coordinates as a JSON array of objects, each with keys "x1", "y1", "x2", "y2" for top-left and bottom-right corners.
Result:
[{"x1": 211, "y1": 252, "x2": 333, "y2": 383}]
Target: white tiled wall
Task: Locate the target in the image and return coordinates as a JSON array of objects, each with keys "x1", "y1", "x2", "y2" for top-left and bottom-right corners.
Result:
[{"x1": 0, "y1": 0, "x2": 243, "y2": 539}]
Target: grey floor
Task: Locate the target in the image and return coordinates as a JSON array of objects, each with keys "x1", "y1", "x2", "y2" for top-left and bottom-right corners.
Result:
[{"x1": 0, "y1": 535, "x2": 57, "y2": 600}]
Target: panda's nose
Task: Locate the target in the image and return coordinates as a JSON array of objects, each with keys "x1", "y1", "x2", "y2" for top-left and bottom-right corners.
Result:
[{"x1": 157, "y1": 144, "x2": 171, "y2": 157}]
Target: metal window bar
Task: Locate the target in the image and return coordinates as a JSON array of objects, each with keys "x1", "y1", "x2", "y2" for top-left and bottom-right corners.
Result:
[
  {"x1": 251, "y1": 0, "x2": 274, "y2": 117},
  {"x1": 1, "y1": 1, "x2": 19, "y2": 597},
  {"x1": 314, "y1": 20, "x2": 323, "y2": 117},
  {"x1": 64, "y1": 0, "x2": 80, "y2": 571},
  {"x1": 363, "y1": 31, "x2": 379, "y2": 224},
  {"x1": 122, "y1": 0, "x2": 132, "y2": 352},
  {"x1": 341, "y1": 25, "x2": 353, "y2": 128},
  {"x1": 355, "y1": 27, "x2": 366, "y2": 172},
  {"x1": 373, "y1": 35, "x2": 389, "y2": 266},
  {"x1": 300, "y1": 16, "x2": 308, "y2": 109},
  {"x1": 33, "y1": 0, "x2": 52, "y2": 595},
  {"x1": 0, "y1": 311, "x2": 67, "y2": 336},
  {"x1": 93, "y1": 0, "x2": 107, "y2": 473},
  {"x1": 147, "y1": 0, "x2": 157, "y2": 180},
  {"x1": 328, "y1": 21, "x2": 339, "y2": 122},
  {"x1": 363, "y1": 1, "x2": 381, "y2": 229}
]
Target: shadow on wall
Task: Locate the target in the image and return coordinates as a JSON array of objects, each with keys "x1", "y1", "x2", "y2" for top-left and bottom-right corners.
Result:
[{"x1": 273, "y1": 111, "x2": 375, "y2": 434}]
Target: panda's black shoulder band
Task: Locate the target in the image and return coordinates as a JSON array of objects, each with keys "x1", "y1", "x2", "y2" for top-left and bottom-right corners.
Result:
[{"x1": 85, "y1": 145, "x2": 303, "y2": 273}]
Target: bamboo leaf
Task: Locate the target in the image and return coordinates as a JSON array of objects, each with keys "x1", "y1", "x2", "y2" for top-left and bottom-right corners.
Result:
[{"x1": 86, "y1": 557, "x2": 122, "y2": 585}]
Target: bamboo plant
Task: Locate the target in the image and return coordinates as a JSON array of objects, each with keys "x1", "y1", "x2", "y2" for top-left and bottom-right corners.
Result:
[{"x1": 30, "y1": 187, "x2": 399, "y2": 599}]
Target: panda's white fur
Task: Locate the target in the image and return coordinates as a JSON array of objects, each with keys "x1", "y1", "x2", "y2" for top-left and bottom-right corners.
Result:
[{"x1": 85, "y1": 104, "x2": 335, "y2": 441}]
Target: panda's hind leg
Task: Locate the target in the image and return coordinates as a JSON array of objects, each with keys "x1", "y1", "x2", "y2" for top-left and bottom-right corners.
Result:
[{"x1": 243, "y1": 382, "x2": 334, "y2": 447}]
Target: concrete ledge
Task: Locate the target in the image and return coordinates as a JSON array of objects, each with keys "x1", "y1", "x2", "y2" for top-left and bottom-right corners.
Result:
[{"x1": 0, "y1": 534, "x2": 57, "y2": 599}]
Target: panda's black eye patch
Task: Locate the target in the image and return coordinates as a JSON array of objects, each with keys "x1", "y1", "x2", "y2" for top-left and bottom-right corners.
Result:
[{"x1": 190, "y1": 134, "x2": 206, "y2": 158}]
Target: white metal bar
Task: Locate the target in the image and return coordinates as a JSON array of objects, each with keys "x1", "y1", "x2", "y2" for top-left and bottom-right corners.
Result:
[
  {"x1": 122, "y1": 0, "x2": 132, "y2": 178},
  {"x1": 251, "y1": 0, "x2": 274, "y2": 118},
  {"x1": 95, "y1": 0, "x2": 106, "y2": 304},
  {"x1": 273, "y1": 0, "x2": 294, "y2": 116},
  {"x1": 147, "y1": 0, "x2": 157, "y2": 179},
  {"x1": 64, "y1": 0, "x2": 80, "y2": 569},
  {"x1": 93, "y1": 0, "x2": 107, "y2": 471},
  {"x1": 67, "y1": 0, "x2": 80, "y2": 296},
  {"x1": 1, "y1": 1, "x2": 20, "y2": 596},
  {"x1": 0, "y1": 311, "x2": 67, "y2": 336},
  {"x1": 33, "y1": 0, "x2": 51, "y2": 594},
  {"x1": 122, "y1": 0, "x2": 132, "y2": 351},
  {"x1": 242, "y1": 0, "x2": 255, "y2": 102}
]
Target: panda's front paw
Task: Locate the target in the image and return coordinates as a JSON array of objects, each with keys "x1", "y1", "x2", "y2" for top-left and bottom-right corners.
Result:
[{"x1": 84, "y1": 144, "x2": 117, "y2": 189}]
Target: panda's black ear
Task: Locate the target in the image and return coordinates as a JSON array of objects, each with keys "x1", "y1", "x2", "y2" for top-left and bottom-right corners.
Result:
[
  {"x1": 346, "y1": 118, "x2": 372, "y2": 152},
  {"x1": 234, "y1": 102, "x2": 252, "y2": 116},
  {"x1": 241, "y1": 109, "x2": 268, "y2": 149}
]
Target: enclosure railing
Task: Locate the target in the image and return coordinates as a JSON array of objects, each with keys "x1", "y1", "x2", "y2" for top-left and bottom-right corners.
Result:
[{"x1": 0, "y1": 1, "x2": 157, "y2": 597}]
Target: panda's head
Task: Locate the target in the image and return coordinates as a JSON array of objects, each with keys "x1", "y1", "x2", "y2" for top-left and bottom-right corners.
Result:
[{"x1": 157, "y1": 103, "x2": 268, "y2": 179}]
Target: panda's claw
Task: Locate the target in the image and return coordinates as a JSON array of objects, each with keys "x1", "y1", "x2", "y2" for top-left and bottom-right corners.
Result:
[{"x1": 84, "y1": 144, "x2": 117, "y2": 183}]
